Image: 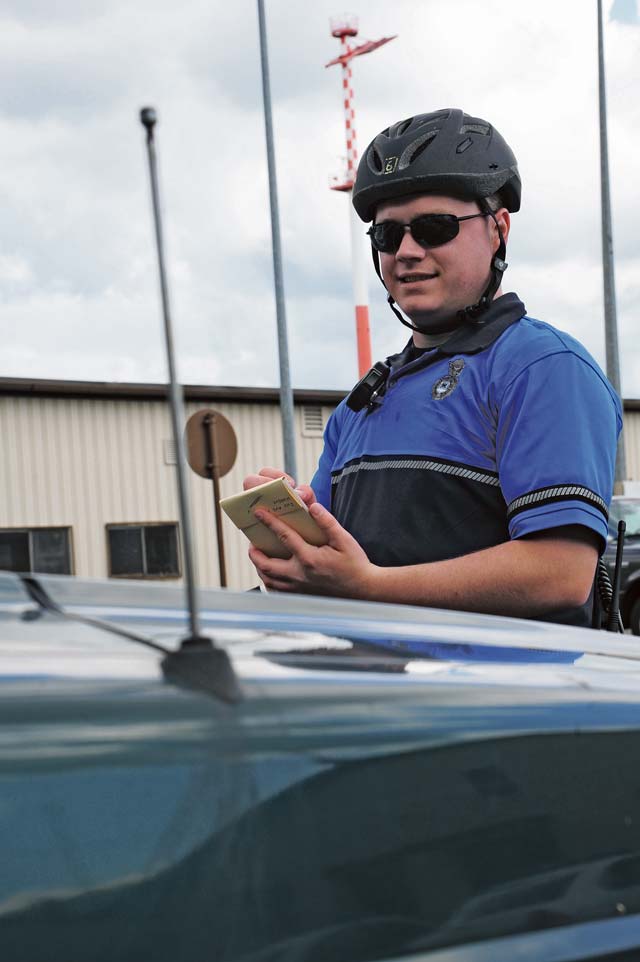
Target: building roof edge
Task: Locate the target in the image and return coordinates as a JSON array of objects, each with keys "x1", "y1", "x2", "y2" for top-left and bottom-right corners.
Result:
[{"x1": 0, "y1": 377, "x2": 347, "y2": 405}]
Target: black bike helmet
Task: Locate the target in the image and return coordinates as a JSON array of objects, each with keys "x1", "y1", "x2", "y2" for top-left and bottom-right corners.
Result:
[
  {"x1": 353, "y1": 108, "x2": 521, "y2": 222},
  {"x1": 352, "y1": 108, "x2": 521, "y2": 333}
]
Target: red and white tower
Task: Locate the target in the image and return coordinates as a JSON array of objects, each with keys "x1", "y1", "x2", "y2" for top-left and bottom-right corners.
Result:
[{"x1": 326, "y1": 15, "x2": 396, "y2": 377}]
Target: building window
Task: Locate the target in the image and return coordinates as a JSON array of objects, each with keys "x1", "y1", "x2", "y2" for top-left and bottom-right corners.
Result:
[
  {"x1": 107, "y1": 523, "x2": 181, "y2": 579},
  {"x1": 0, "y1": 527, "x2": 72, "y2": 575}
]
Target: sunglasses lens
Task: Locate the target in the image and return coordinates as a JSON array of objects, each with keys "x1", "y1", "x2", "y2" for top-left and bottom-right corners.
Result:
[
  {"x1": 411, "y1": 215, "x2": 459, "y2": 248},
  {"x1": 369, "y1": 215, "x2": 461, "y2": 253},
  {"x1": 369, "y1": 223, "x2": 404, "y2": 253}
]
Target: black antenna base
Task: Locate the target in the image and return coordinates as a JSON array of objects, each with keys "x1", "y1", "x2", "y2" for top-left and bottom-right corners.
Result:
[
  {"x1": 162, "y1": 643, "x2": 243, "y2": 704},
  {"x1": 179, "y1": 634, "x2": 213, "y2": 649}
]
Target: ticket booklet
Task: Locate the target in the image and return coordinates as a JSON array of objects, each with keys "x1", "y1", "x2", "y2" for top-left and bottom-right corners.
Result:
[{"x1": 220, "y1": 477, "x2": 327, "y2": 559}]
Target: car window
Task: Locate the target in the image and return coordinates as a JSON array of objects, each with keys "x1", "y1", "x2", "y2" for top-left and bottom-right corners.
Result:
[{"x1": 610, "y1": 500, "x2": 640, "y2": 538}]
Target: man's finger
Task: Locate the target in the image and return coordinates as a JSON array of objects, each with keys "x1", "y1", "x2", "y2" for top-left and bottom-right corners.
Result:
[
  {"x1": 242, "y1": 467, "x2": 295, "y2": 491},
  {"x1": 254, "y1": 508, "x2": 310, "y2": 556},
  {"x1": 259, "y1": 467, "x2": 296, "y2": 484},
  {"x1": 308, "y1": 502, "x2": 351, "y2": 544},
  {"x1": 294, "y1": 484, "x2": 317, "y2": 507},
  {"x1": 243, "y1": 474, "x2": 268, "y2": 491},
  {"x1": 249, "y1": 544, "x2": 291, "y2": 573},
  {"x1": 248, "y1": 543, "x2": 303, "y2": 584},
  {"x1": 262, "y1": 577, "x2": 297, "y2": 593}
]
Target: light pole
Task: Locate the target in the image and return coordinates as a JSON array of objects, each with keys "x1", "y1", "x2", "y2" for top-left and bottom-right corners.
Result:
[
  {"x1": 256, "y1": 0, "x2": 297, "y2": 479},
  {"x1": 597, "y1": 0, "x2": 626, "y2": 486}
]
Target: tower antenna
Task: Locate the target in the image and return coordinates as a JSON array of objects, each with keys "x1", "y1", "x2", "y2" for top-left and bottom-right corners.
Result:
[{"x1": 326, "y1": 15, "x2": 396, "y2": 377}]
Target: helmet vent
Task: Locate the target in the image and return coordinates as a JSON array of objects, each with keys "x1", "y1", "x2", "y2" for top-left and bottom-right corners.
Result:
[
  {"x1": 368, "y1": 144, "x2": 384, "y2": 173},
  {"x1": 398, "y1": 132, "x2": 438, "y2": 170},
  {"x1": 393, "y1": 118, "x2": 413, "y2": 137},
  {"x1": 460, "y1": 122, "x2": 490, "y2": 136},
  {"x1": 417, "y1": 109, "x2": 448, "y2": 128}
]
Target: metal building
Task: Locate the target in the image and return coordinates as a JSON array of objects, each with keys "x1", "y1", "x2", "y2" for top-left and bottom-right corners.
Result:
[
  {"x1": 2, "y1": 378, "x2": 639, "y2": 591},
  {"x1": 0, "y1": 378, "x2": 343, "y2": 590}
]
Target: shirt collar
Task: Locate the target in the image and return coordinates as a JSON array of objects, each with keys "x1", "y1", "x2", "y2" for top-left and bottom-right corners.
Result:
[{"x1": 388, "y1": 292, "x2": 526, "y2": 372}]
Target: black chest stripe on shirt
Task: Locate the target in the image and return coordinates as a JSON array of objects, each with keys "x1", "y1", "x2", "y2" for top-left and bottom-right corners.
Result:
[
  {"x1": 507, "y1": 484, "x2": 608, "y2": 521},
  {"x1": 331, "y1": 455, "x2": 501, "y2": 488}
]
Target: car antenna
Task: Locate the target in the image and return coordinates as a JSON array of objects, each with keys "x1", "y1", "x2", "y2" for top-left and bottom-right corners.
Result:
[
  {"x1": 139, "y1": 106, "x2": 241, "y2": 703},
  {"x1": 607, "y1": 519, "x2": 626, "y2": 633}
]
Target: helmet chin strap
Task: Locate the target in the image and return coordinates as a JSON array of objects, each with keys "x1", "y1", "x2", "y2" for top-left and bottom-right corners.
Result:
[{"x1": 372, "y1": 210, "x2": 508, "y2": 334}]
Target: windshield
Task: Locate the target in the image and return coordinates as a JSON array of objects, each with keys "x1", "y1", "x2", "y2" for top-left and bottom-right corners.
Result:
[{"x1": 609, "y1": 499, "x2": 640, "y2": 537}]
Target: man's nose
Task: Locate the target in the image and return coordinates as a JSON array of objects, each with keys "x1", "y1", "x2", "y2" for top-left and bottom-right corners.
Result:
[{"x1": 395, "y1": 226, "x2": 425, "y2": 259}]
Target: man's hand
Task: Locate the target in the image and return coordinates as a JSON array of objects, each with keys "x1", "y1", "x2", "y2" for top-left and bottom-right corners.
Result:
[
  {"x1": 242, "y1": 466, "x2": 316, "y2": 509},
  {"x1": 248, "y1": 509, "x2": 598, "y2": 617},
  {"x1": 248, "y1": 501, "x2": 374, "y2": 597}
]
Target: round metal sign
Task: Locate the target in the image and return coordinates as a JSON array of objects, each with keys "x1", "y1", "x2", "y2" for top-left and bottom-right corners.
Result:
[{"x1": 185, "y1": 409, "x2": 238, "y2": 479}]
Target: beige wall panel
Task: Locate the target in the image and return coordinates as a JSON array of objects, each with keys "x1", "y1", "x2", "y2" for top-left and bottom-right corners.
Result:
[
  {"x1": 0, "y1": 394, "x2": 337, "y2": 590},
  {"x1": 624, "y1": 412, "x2": 640, "y2": 483},
  {"x1": 0, "y1": 398, "x2": 20, "y2": 521}
]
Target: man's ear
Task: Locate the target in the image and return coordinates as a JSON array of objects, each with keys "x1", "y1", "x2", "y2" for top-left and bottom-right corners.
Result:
[{"x1": 492, "y1": 208, "x2": 511, "y2": 249}]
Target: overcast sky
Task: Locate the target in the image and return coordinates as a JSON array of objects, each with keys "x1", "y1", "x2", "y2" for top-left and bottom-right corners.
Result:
[{"x1": 1, "y1": 0, "x2": 638, "y2": 395}]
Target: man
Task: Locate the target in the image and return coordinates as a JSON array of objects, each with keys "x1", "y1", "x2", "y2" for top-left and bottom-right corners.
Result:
[{"x1": 244, "y1": 108, "x2": 621, "y2": 626}]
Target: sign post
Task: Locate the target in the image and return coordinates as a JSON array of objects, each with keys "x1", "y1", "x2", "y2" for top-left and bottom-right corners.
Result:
[{"x1": 185, "y1": 409, "x2": 238, "y2": 588}]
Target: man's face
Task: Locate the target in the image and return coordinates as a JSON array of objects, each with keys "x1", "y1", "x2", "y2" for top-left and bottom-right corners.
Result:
[{"x1": 376, "y1": 193, "x2": 510, "y2": 336}]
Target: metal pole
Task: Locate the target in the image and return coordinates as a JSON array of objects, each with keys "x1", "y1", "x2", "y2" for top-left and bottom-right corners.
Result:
[
  {"x1": 139, "y1": 107, "x2": 203, "y2": 642},
  {"x1": 256, "y1": 0, "x2": 298, "y2": 480},
  {"x1": 597, "y1": 0, "x2": 626, "y2": 485}
]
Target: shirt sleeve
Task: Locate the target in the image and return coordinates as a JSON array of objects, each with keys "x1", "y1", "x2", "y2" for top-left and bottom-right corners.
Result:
[
  {"x1": 495, "y1": 351, "x2": 622, "y2": 551},
  {"x1": 310, "y1": 404, "x2": 344, "y2": 509}
]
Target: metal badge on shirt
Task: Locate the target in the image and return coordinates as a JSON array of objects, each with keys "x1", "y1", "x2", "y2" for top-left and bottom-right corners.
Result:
[{"x1": 432, "y1": 359, "x2": 465, "y2": 400}]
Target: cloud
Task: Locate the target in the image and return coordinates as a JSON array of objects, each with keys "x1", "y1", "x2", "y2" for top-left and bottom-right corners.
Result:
[
  {"x1": 0, "y1": 0, "x2": 107, "y2": 27},
  {"x1": 0, "y1": 0, "x2": 638, "y2": 399}
]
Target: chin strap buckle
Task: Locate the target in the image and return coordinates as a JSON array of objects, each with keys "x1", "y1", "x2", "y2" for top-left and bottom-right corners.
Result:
[{"x1": 457, "y1": 298, "x2": 490, "y2": 323}]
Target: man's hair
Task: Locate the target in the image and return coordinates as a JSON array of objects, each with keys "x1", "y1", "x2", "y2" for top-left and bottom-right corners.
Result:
[{"x1": 483, "y1": 192, "x2": 506, "y2": 213}]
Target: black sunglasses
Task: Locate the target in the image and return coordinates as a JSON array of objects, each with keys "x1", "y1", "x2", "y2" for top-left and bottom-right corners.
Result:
[{"x1": 367, "y1": 212, "x2": 490, "y2": 254}]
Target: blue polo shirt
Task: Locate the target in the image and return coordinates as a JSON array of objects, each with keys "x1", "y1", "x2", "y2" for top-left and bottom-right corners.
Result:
[{"x1": 311, "y1": 293, "x2": 622, "y2": 626}]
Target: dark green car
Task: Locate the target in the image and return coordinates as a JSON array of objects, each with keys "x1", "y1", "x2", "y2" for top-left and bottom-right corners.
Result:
[{"x1": 4, "y1": 570, "x2": 640, "y2": 961}]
